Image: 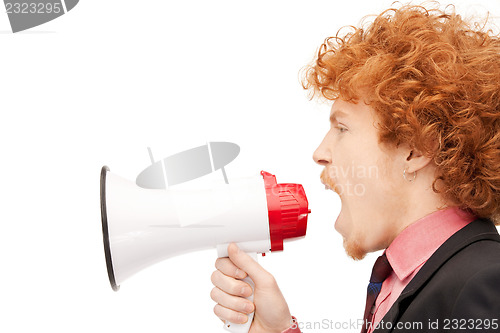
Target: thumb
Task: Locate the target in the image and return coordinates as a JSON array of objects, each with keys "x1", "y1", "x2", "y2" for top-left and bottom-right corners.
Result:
[{"x1": 227, "y1": 243, "x2": 269, "y2": 285}]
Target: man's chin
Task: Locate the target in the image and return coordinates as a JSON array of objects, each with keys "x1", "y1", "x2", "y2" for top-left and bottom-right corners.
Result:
[
  {"x1": 334, "y1": 209, "x2": 344, "y2": 233},
  {"x1": 334, "y1": 208, "x2": 366, "y2": 260},
  {"x1": 343, "y1": 237, "x2": 367, "y2": 261}
]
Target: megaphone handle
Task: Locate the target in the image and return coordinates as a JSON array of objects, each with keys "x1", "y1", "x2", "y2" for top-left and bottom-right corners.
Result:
[{"x1": 223, "y1": 252, "x2": 257, "y2": 333}]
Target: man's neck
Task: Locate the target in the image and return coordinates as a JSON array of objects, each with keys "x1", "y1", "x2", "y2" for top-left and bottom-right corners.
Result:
[{"x1": 390, "y1": 184, "x2": 451, "y2": 247}]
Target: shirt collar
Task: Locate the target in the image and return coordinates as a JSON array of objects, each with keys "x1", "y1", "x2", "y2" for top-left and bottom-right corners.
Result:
[{"x1": 385, "y1": 206, "x2": 477, "y2": 281}]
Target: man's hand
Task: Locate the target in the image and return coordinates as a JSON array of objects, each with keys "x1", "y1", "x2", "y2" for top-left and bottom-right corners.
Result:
[{"x1": 210, "y1": 243, "x2": 293, "y2": 333}]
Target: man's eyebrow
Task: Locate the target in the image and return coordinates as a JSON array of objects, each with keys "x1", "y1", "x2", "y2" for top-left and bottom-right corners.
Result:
[{"x1": 329, "y1": 110, "x2": 349, "y2": 123}]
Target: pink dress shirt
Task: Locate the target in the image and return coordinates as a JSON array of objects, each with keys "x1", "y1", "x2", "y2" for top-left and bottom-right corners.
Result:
[{"x1": 282, "y1": 206, "x2": 477, "y2": 333}]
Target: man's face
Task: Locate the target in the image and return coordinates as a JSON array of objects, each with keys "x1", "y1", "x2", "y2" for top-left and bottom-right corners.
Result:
[{"x1": 313, "y1": 98, "x2": 408, "y2": 260}]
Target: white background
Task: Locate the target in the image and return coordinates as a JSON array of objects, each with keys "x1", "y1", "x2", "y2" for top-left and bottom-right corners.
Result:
[{"x1": 1, "y1": 1, "x2": 499, "y2": 332}]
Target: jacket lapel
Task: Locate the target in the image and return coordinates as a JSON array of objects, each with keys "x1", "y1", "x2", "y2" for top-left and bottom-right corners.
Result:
[{"x1": 373, "y1": 218, "x2": 500, "y2": 333}]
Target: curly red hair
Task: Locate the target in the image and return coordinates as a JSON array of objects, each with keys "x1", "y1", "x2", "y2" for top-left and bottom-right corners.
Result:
[{"x1": 302, "y1": 2, "x2": 500, "y2": 224}]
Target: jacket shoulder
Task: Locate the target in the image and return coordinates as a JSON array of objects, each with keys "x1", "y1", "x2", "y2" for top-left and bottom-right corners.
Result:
[{"x1": 383, "y1": 220, "x2": 500, "y2": 332}]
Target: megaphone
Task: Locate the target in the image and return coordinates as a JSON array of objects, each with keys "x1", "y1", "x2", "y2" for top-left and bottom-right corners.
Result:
[{"x1": 100, "y1": 166, "x2": 310, "y2": 332}]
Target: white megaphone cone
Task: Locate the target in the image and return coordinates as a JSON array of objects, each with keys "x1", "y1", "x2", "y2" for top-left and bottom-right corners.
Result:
[{"x1": 100, "y1": 166, "x2": 310, "y2": 333}]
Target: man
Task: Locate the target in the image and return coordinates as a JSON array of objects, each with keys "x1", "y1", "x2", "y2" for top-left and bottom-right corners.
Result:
[{"x1": 210, "y1": 3, "x2": 500, "y2": 332}]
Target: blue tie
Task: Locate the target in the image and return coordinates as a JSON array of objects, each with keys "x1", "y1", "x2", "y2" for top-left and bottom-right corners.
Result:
[{"x1": 361, "y1": 253, "x2": 393, "y2": 333}]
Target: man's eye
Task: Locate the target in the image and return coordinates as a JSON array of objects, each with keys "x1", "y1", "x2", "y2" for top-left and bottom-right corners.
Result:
[{"x1": 337, "y1": 126, "x2": 348, "y2": 133}]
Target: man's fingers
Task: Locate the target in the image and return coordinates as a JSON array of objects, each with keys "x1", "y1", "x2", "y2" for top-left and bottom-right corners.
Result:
[
  {"x1": 215, "y1": 257, "x2": 248, "y2": 279},
  {"x1": 210, "y1": 287, "x2": 255, "y2": 314},
  {"x1": 213, "y1": 304, "x2": 248, "y2": 325},
  {"x1": 211, "y1": 270, "x2": 253, "y2": 297},
  {"x1": 227, "y1": 243, "x2": 272, "y2": 286}
]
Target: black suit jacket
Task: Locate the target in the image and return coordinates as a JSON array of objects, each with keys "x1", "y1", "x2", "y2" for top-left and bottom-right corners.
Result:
[{"x1": 373, "y1": 218, "x2": 500, "y2": 333}]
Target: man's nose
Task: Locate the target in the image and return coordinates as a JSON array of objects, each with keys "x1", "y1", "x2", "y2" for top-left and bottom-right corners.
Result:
[{"x1": 313, "y1": 139, "x2": 331, "y2": 166}]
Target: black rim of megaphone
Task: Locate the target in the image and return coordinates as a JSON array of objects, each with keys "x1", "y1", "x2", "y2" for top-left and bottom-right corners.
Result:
[{"x1": 100, "y1": 165, "x2": 120, "y2": 291}]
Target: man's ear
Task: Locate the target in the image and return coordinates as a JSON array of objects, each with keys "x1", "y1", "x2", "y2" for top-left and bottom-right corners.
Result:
[{"x1": 405, "y1": 148, "x2": 432, "y2": 173}]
